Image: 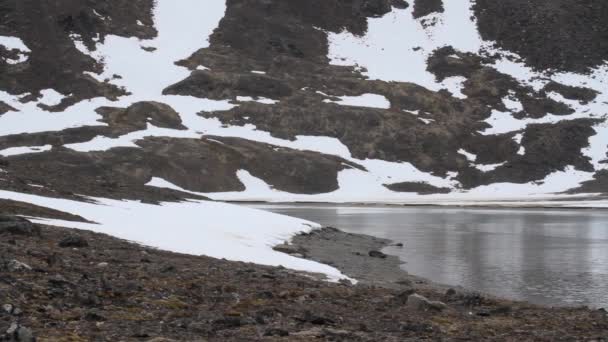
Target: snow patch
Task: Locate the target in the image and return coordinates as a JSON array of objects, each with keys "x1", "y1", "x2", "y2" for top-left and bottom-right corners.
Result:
[
  {"x1": 0, "y1": 35, "x2": 30, "y2": 64},
  {"x1": 236, "y1": 96, "x2": 279, "y2": 105},
  {"x1": 0, "y1": 189, "x2": 348, "y2": 281},
  {"x1": 323, "y1": 93, "x2": 390, "y2": 109},
  {"x1": 0, "y1": 145, "x2": 52, "y2": 157}
]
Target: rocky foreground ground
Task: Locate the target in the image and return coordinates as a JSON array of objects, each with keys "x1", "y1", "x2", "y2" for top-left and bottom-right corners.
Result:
[{"x1": 1, "y1": 215, "x2": 607, "y2": 341}]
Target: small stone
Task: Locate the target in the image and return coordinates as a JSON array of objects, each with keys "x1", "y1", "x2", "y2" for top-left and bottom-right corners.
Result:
[
  {"x1": 7, "y1": 260, "x2": 32, "y2": 272},
  {"x1": 97, "y1": 262, "x2": 109, "y2": 268},
  {"x1": 406, "y1": 294, "x2": 447, "y2": 311},
  {"x1": 16, "y1": 326, "x2": 35, "y2": 342},
  {"x1": 58, "y1": 235, "x2": 89, "y2": 248},
  {"x1": 368, "y1": 250, "x2": 387, "y2": 259},
  {"x1": 2, "y1": 304, "x2": 13, "y2": 314},
  {"x1": 6, "y1": 323, "x2": 18, "y2": 335},
  {"x1": 84, "y1": 309, "x2": 106, "y2": 321},
  {"x1": 264, "y1": 328, "x2": 289, "y2": 337}
]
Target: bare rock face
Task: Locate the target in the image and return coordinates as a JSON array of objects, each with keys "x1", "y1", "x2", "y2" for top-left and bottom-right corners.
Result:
[
  {"x1": 474, "y1": 0, "x2": 608, "y2": 73},
  {"x1": 96, "y1": 101, "x2": 187, "y2": 133},
  {"x1": 568, "y1": 169, "x2": 608, "y2": 194},
  {"x1": 163, "y1": 70, "x2": 293, "y2": 100},
  {"x1": 0, "y1": 136, "x2": 363, "y2": 200},
  {"x1": 412, "y1": 0, "x2": 444, "y2": 19},
  {"x1": 384, "y1": 182, "x2": 451, "y2": 194},
  {"x1": 0, "y1": 215, "x2": 40, "y2": 236},
  {"x1": 0, "y1": 101, "x2": 16, "y2": 115},
  {"x1": 0, "y1": 0, "x2": 155, "y2": 106}
]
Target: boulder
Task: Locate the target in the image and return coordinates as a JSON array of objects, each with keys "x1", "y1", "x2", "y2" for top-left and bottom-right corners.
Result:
[
  {"x1": 0, "y1": 216, "x2": 40, "y2": 236},
  {"x1": 406, "y1": 293, "x2": 447, "y2": 311}
]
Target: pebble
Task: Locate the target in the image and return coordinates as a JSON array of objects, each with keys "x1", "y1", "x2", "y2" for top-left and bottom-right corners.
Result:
[
  {"x1": 2, "y1": 304, "x2": 13, "y2": 314},
  {"x1": 7, "y1": 260, "x2": 32, "y2": 272}
]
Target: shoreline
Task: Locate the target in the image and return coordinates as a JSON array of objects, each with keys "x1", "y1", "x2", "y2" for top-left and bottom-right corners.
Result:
[
  {"x1": 238, "y1": 200, "x2": 608, "y2": 210},
  {"x1": 1, "y1": 216, "x2": 607, "y2": 340},
  {"x1": 277, "y1": 227, "x2": 514, "y2": 306}
]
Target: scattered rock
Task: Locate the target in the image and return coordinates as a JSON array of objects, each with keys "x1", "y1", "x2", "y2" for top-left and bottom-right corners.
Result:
[
  {"x1": 0, "y1": 216, "x2": 40, "y2": 236},
  {"x1": 58, "y1": 235, "x2": 89, "y2": 248},
  {"x1": 264, "y1": 328, "x2": 289, "y2": 337},
  {"x1": 298, "y1": 311, "x2": 335, "y2": 325},
  {"x1": 7, "y1": 260, "x2": 32, "y2": 272},
  {"x1": 4, "y1": 323, "x2": 35, "y2": 342},
  {"x1": 2, "y1": 304, "x2": 14, "y2": 314},
  {"x1": 406, "y1": 293, "x2": 447, "y2": 311}
]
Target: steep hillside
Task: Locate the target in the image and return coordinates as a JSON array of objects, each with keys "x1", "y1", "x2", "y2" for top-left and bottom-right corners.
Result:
[{"x1": 0, "y1": 0, "x2": 607, "y2": 271}]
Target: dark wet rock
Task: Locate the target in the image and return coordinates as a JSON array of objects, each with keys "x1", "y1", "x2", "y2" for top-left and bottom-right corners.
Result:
[
  {"x1": 58, "y1": 235, "x2": 89, "y2": 248},
  {"x1": 384, "y1": 181, "x2": 451, "y2": 194},
  {"x1": 0, "y1": 216, "x2": 40, "y2": 236},
  {"x1": 264, "y1": 328, "x2": 289, "y2": 337},
  {"x1": 406, "y1": 293, "x2": 447, "y2": 311},
  {"x1": 474, "y1": 0, "x2": 608, "y2": 72},
  {"x1": 412, "y1": 0, "x2": 444, "y2": 19},
  {"x1": 298, "y1": 311, "x2": 336, "y2": 325},
  {"x1": 83, "y1": 309, "x2": 106, "y2": 321},
  {"x1": 368, "y1": 250, "x2": 387, "y2": 259}
]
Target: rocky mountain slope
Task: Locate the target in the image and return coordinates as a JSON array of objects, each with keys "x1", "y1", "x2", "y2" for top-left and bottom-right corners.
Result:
[{"x1": 1, "y1": 0, "x2": 607, "y2": 205}]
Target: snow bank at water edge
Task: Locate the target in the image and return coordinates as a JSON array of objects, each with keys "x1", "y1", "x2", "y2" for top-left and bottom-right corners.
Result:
[{"x1": 0, "y1": 189, "x2": 349, "y2": 281}]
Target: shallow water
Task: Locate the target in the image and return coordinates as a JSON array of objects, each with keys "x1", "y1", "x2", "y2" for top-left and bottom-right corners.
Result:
[{"x1": 249, "y1": 204, "x2": 608, "y2": 308}]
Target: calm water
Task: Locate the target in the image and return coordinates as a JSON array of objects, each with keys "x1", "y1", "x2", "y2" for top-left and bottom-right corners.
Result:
[{"x1": 249, "y1": 204, "x2": 608, "y2": 308}]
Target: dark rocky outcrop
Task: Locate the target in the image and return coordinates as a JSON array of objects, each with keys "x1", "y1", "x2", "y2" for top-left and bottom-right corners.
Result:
[
  {"x1": 474, "y1": 0, "x2": 608, "y2": 73},
  {"x1": 0, "y1": 101, "x2": 16, "y2": 115},
  {"x1": 543, "y1": 81, "x2": 599, "y2": 104},
  {"x1": 428, "y1": 46, "x2": 576, "y2": 118},
  {"x1": 0, "y1": 199, "x2": 89, "y2": 222},
  {"x1": 384, "y1": 181, "x2": 451, "y2": 194},
  {"x1": 458, "y1": 119, "x2": 600, "y2": 188},
  {"x1": 567, "y1": 169, "x2": 608, "y2": 194},
  {"x1": 96, "y1": 101, "x2": 187, "y2": 133},
  {"x1": 412, "y1": 0, "x2": 444, "y2": 19},
  {"x1": 0, "y1": 136, "x2": 363, "y2": 199},
  {"x1": 0, "y1": 0, "x2": 155, "y2": 107}
]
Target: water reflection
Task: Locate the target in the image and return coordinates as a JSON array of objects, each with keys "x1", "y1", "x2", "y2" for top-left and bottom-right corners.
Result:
[{"x1": 250, "y1": 205, "x2": 608, "y2": 308}]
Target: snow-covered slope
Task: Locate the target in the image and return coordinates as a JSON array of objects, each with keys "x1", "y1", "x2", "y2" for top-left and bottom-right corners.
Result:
[{"x1": 0, "y1": 0, "x2": 607, "y2": 275}]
